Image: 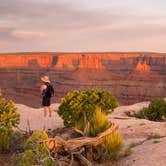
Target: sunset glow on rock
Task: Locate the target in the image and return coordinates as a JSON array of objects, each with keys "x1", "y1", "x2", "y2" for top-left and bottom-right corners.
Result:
[
  {"x1": 0, "y1": 52, "x2": 165, "y2": 107},
  {"x1": 0, "y1": 54, "x2": 53, "y2": 68},
  {"x1": 135, "y1": 61, "x2": 151, "y2": 72}
]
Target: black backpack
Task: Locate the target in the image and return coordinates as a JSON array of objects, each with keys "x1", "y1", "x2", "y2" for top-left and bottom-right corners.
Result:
[{"x1": 45, "y1": 83, "x2": 54, "y2": 98}]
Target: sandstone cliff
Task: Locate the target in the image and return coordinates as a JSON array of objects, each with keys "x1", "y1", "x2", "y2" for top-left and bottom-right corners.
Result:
[{"x1": 0, "y1": 52, "x2": 165, "y2": 107}]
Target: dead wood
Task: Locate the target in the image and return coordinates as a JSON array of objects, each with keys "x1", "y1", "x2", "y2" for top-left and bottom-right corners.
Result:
[
  {"x1": 46, "y1": 123, "x2": 118, "y2": 152},
  {"x1": 43, "y1": 123, "x2": 118, "y2": 165}
]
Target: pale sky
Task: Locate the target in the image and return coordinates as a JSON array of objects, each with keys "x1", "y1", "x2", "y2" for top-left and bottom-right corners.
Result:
[{"x1": 0, "y1": 0, "x2": 166, "y2": 53}]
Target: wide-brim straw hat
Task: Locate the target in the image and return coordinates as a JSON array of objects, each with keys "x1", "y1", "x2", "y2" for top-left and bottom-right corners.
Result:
[{"x1": 41, "y1": 76, "x2": 50, "y2": 83}]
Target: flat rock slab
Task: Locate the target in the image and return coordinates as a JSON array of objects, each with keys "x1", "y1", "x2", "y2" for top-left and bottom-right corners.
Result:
[
  {"x1": 116, "y1": 137, "x2": 166, "y2": 166},
  {"x1": 15, "y1": 103, "x2": 63, "y2": 131}
]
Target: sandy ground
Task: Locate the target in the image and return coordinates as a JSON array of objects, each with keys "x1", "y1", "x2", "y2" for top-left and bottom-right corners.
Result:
[{"x1": 14, "y1": 101, "x2": 166, "y2": 166}]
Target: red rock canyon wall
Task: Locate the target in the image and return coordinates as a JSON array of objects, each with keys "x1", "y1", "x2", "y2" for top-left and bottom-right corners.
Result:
[{"x1": 0, "y1": 52, "x2": 165, "y2": 107}]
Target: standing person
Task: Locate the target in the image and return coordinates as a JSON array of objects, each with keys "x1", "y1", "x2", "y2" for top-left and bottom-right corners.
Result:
[{"x1": 40, "y1": 76, "x2": 54, "y2": 117}]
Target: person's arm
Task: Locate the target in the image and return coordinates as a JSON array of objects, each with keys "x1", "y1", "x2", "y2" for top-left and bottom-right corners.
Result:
[{"x1": 40, "y1": 85, "x2": 47, "y2": 97}]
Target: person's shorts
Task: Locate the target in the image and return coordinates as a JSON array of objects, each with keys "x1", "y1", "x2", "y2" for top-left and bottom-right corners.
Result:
[{"x1": 42, "y1": 97, "x2": 51, "y2": 106}]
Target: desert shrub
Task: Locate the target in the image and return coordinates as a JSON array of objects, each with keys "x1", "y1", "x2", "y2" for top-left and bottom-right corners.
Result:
[
  {"x1": 24, "y1": 131, "x2": 48, "y2": 150},
  {"x1": 135, "y1": 107, "x2": 149, "y2": 119},
  {"x1": 90, "y1": 107, "x2": 110, "y2": 137},
  {"x1": 125, "y1": 109, "x2": 147, "y2": 119},
  {"x1": 19, "y1": 150, "x2": 36, "y2": 166},
  {"x1": 58, "y1": 89, "x2": 118, "y2": 135},
  {"x1": 9, "y1": 131, "x2": 26, "y2": 153},
  {"x1": 19, "y1": 131, "x2": 55, "y2": 166},
  {"x1": 102, "y1": 132, "x2": 123, "y2": 160},
  {"x1": 126, "y1": 98, "x2": 166, "y2": 121},
  {"x1": 145, "y1": 98, "x2": 166, "y2": 121},
  {"x1": 0, "y1": 90, "x2": 20, "y2": 150}
]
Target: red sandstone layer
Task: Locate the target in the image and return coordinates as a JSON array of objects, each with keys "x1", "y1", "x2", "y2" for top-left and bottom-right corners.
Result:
[{"x1": 0, "y1": 52, "x2": 165, "y2": 107}]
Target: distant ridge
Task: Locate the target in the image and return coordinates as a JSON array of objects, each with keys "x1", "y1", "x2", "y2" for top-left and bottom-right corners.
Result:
[{"x1": 0, "y1": 51, "x2": 166, "y2": 55}]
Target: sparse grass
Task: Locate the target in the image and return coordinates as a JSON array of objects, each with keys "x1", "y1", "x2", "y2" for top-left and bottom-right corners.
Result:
[
  {"x1": 129, "y1": 141, "x2": 142, "y2": 148},
  {"x1": 147, "y1": 133, "x2": 163, "y2": 140},
  {"x1": 121, "y1": 146, "x2": 132, "y2": 157},
  {"x1": 127, "y1": 125, "x2": 132, "y2": 128},
  {"x1": 153, "y1": 140, "x2": 161, "y2": 144},
  {"x1": 104, "y1": 145, "x2": 132, "y2": 163},
  {"x1": 139, "y1": 122, "x2": 145, "y2": 126},
  {"x1": 90, "y1": 107, "x2": 110, "y2": 137},
  {"x1": 125, "y1": 110, "x2": 145, "y2": 119},
  {"x1": 102, "y1": 132, "x2": 123, "y2": 160},
  {"x1": 125, "y1": 111, "x2": 132, "y2": 117}
]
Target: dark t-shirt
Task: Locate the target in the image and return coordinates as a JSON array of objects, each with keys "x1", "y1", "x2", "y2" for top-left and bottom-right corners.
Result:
[{"x1": 41, "y1": 83, "x2": 54, "y2": 106}]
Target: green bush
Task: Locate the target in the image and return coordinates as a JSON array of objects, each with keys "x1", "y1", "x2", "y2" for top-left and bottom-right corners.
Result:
[
  {"x1": 19, "y1": 150, "x2": 36, "y2": 166},
  {"x1": 19, "y1": 131, "x2": 55, "y2": 166},
  {"x1": 126, "y1": 98, "x2": 166, "y2": 121},
  {"x1": 146, "y1": 98, "x2": 166, "y2": 121},
  {"x1": 0, "y1": 90, "x2": 20, "y2": 150},
  {"x1": 24, "y1": 130, "x2": 48, "y2": 150},
  {"x1": 58, "y1": 89, "x2": 118, "y2": 135}
]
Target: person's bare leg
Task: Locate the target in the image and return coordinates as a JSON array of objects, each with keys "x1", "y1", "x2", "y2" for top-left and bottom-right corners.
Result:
[
  {"x1": 44, "y1": 107, "x2": 47, "y2": 117},
  {"x1": 49, "y1": 106, "x2": 52, "y2": 117}
]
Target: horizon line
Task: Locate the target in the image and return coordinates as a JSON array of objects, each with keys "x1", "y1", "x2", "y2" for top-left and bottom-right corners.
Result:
[{"x1": 0, "y1": 51, "x2": 166, "y2": 55}]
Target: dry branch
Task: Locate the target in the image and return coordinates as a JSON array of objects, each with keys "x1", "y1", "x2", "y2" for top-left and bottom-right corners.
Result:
[
  {"x1": 43, "y1": 123, "x2": 118, "y2": 165},
  {"x1": 45, "y1": 123, "x2": 118, "y2": 153}
]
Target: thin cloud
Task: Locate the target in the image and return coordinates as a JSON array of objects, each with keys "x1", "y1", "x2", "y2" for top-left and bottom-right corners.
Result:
[
  {"x1": 0, "y1": 27, "x2": 14, "y2": 39},
  {"x1": 12, "y1": 31, "x2": 47, "y2": 39},
  {"x1": 0, "y1": 0, "x2": 166, "y2": 52},
  {"x1": 0, "y1": 0, "x2": 140, "y2": 30}
]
